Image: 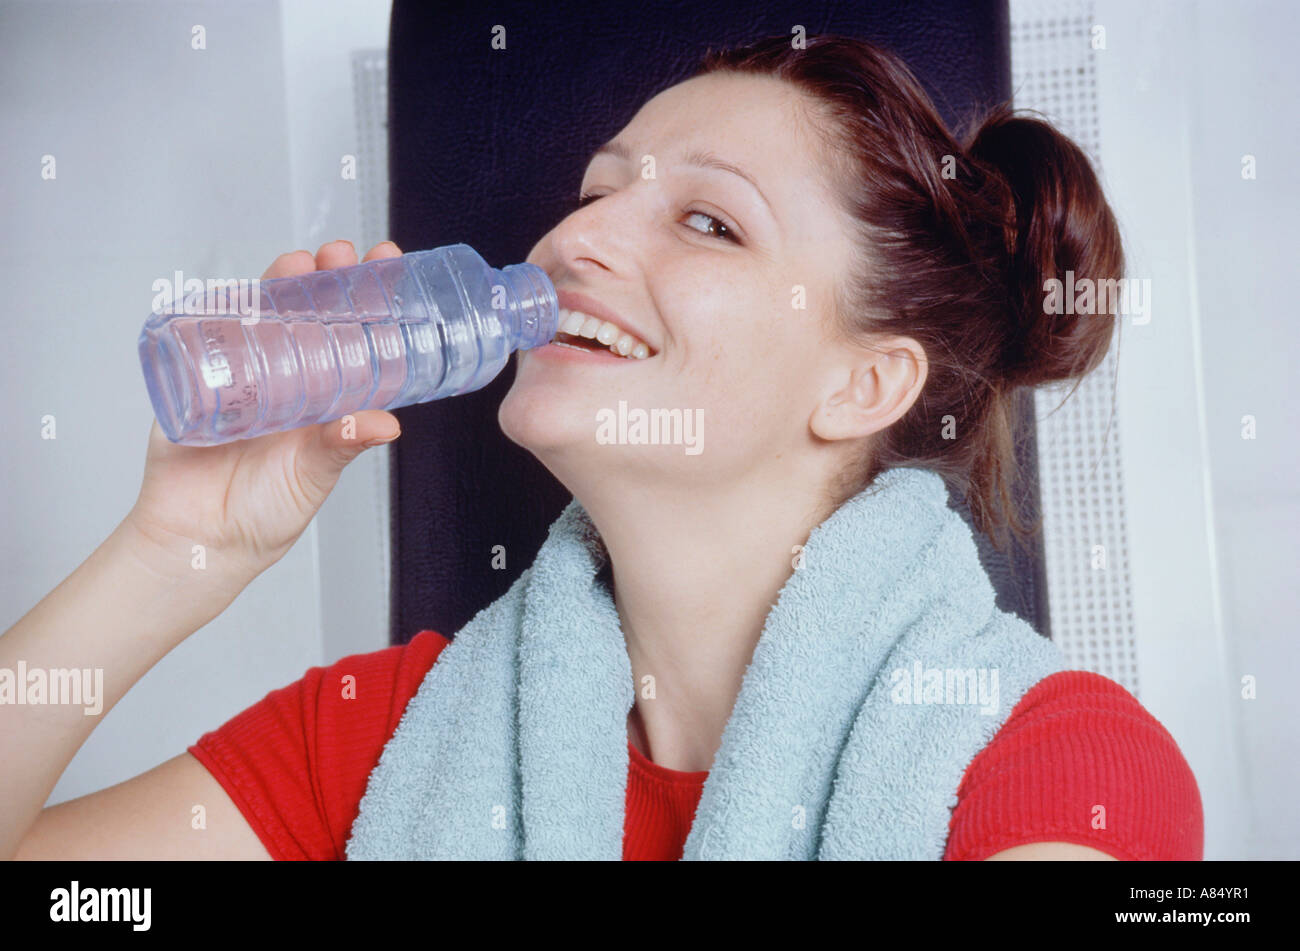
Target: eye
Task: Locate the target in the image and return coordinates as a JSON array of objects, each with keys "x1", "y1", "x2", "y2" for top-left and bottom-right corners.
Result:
[
  {"x1": 682, "y1": 209, "x2": 740, "y2": 244},
  {"x1": 572, "y1": 192, "x2": 742, "y2": 245}
]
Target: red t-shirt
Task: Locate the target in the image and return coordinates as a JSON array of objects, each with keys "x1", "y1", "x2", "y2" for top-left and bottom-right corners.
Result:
[{"x1": 188, "y1": 629, "x2": 1203, "y2": 861}]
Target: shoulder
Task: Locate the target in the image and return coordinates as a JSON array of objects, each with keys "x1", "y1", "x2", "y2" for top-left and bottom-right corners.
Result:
[
  {"x1": 246, "y1": 628, "x2": 452, "y2": 740},
  {"x1": 312, "y1": 628, "x2": 452, "y2": 731},
  {"x1": 188, "y1": 629, "x2": 451, "y2": 860},
  {"x1": 944, "y1": 669, "x2": 1204, "y2": 860}
]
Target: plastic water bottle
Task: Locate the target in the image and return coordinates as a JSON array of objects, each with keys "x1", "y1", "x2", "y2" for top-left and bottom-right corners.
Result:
[{"x1": 138, "y1": 244, "x2": 557, "y2": 446}]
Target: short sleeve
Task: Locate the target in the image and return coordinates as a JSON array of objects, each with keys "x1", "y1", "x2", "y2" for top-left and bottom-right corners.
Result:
[
  {"x1": 943, "y1": 669, "x2": 1204, "y2": 861},
  {"x1": 188, "y1": 629, "x2": 450, "y2": 860}
]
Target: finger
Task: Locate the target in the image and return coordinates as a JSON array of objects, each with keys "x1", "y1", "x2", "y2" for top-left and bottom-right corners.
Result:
[
  {"x1": 315, "y1": 239, "x2": 358, "y2": 271},
  {"x1": 145, "y1": 416, "x2": 183, "y2": 455},
  {"x1": 332, "y1": 409, "x2": 400, "y2": 447},
  {"x1": 260, "y1": 250, "x2": 316, "y2": 281},
  {"x1": 310, "y1": 411, "x2": 402, "y2": 476},
  {"x1": 362, "y1": 240, "x2": 402, "y2": 262},
  {"x1": 145, "y1": 417, "x2": 165, "y2": 453}
]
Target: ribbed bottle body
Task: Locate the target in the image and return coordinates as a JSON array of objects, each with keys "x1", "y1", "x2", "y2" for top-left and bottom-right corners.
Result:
[{"x1": 138, "y1": 244, "x2": 557, "y2": 445}]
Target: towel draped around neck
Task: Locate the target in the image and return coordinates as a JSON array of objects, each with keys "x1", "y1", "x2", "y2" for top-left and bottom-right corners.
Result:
[{"x1": 346, "y1": 466, "x2": 1064, "y2": 860}]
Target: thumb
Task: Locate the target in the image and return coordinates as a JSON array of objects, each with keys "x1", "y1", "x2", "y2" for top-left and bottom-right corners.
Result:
[{"x1": 314, "y1": 410, "x2": 401, "y2": 472}]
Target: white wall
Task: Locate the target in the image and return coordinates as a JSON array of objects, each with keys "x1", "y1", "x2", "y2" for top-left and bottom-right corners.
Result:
[
  {"x1": 0, "y1": 0, "x2": 392, "y2": 805},
  {"x1": 1184, "y1": 0, "x2": 1300, "y2": 860},
  {"x1": 1089, "y1": 0, "x2": 1298, "y2": 858}
]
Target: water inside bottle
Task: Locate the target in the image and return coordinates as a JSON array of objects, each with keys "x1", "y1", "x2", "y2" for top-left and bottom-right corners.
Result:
[
  {"x1": 141, "y1": 247, "x2": 555, "y2": 444},
  {"x1": 163, "y1": 315, "x2": 262, "y2": 438}
]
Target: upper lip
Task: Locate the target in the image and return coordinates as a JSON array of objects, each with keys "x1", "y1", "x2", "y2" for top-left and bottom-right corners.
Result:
[{"x1": 554, "y1": 288, "x2": 657, "y2": 354}]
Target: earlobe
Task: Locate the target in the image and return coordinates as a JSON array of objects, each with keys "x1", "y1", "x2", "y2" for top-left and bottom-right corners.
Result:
[{"x1": 809, "y1": 338, "x2": 927, "y2": 443}]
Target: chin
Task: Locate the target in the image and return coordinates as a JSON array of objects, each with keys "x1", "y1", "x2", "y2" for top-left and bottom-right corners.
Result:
[{"x1": 498, "y1": 379, "x2": 586, "y2": 457}]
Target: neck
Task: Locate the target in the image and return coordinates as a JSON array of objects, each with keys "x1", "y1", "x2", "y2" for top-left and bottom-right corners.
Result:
[{"x1": 577, "y1": 471, "x2": 836, "y2": 773}]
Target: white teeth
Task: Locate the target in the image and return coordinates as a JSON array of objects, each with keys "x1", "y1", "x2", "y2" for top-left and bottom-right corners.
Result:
[
  {"x1": 556, "y1": 307, "x2": 654, "y2": 359},
  {"x1": 560, "y1": 309, "x2": 587, "y2": 335}
]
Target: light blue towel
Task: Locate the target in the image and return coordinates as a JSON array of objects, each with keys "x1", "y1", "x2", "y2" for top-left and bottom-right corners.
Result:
[{"x1": 346, "y1": 466, "x2": 1065, "y2": 860}]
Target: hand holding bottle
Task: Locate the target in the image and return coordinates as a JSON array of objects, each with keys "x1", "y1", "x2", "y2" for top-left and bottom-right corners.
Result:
[{"x1": 126, "y1": 241, "x2": 404, "y2": 586}]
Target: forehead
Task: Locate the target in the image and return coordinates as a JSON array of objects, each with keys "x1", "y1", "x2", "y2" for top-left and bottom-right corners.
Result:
[
  {"x1": 595, "y1": 72, "x2": 851, "y2": 254},
  {"x1": 610, "y1": 72, "x2": 825, "y2": 180}
]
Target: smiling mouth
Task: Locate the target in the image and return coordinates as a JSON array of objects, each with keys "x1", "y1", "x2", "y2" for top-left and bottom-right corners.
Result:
[
  {"x1": 553, "y1": 308, "x2": 654, "y2": 359},
  {"x1": 550, "y1": 331, "x2": 648, "y2": 359}
]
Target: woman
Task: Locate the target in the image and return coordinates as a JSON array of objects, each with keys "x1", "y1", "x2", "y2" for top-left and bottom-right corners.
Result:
[{"x1": 2, "y1": 35, "x2": 1201, "y2": 860}]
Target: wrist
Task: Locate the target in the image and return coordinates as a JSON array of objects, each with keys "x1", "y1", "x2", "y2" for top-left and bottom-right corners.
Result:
[{"x1": 115, "y1": 511, "x2": 257, "y2": 605}]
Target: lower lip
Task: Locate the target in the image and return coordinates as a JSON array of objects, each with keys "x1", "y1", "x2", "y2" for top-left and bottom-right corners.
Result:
[{"x1": 526, "y1": 339, "x2": 647, "y2": 364}]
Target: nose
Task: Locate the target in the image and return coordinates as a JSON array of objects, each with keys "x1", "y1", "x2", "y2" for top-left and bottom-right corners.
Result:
[{"x1": 543, "y1": 196, "x2": 630, "y2": 280}]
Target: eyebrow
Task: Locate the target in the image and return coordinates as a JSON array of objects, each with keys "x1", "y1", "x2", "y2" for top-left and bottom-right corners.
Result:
[{"x1": 590, "y1": 139, "x2": 774, "y2": 217}]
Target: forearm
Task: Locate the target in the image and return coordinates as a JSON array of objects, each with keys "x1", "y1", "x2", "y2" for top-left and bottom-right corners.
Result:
[{"x1": 0, "y1": 518, "x2": 248, "y2": 859}]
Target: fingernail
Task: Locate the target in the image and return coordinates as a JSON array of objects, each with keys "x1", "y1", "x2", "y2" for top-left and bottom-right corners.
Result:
[{"x1": 362, "y1": 435, "x2": 397, "y2": 449}]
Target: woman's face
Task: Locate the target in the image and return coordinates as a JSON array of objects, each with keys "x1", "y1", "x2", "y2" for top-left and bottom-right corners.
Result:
[{"x1": 499, "y1": 71, "x2": 860, "y2": 496}]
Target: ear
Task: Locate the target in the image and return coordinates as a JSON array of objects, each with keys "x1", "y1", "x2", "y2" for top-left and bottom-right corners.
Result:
[{"x1": 809, "y1": 335, "x2": 928, "y2": 442}]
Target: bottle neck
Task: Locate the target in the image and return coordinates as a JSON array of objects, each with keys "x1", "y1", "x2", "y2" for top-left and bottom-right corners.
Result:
[{"x1": 496, "y1": 262, "x2": 558, "y2": 350}]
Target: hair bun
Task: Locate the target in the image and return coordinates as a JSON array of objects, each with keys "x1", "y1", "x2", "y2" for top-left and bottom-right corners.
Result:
[{"x1": 965, "y1": 104, "x2": 1125, "y2": 388}]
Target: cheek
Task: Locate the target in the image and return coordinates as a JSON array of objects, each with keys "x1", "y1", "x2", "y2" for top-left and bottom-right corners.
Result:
[
  {"x1": 676, "y1": 322, "x2": 818, "y2": 443},
  {"x1": 664, "y1": 270, "x2": 821, "y2": 422}
]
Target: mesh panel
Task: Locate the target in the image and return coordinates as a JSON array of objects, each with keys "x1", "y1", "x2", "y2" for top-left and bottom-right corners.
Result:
[
  {"x1": 352, "y1": 49, "x2": 390, "y2": 254},
  {"x1": 1010, "y1": 0, "x2": 1139, "y2": 694},
  {"x1": 350, "y1": 46, "x2": 393, "y2": 635}
]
